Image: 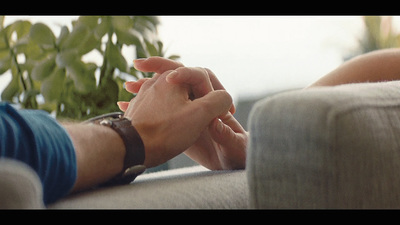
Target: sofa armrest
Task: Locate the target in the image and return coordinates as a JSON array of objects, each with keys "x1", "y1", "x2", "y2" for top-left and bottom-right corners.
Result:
[
  {"x1": 246, "y1": 81, "x2": 400, "y2": 209},
  {"x1": 49, "y1": 166, "x2": 247, "y2": 209},
  {"x1": 0, "y1": 159, "x2": 44, "y2": 209}
]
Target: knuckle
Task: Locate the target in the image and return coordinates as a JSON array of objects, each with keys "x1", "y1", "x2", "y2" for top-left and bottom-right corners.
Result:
[
  {"x1": 140, "y1": 78, "x2": 155, "y2": 90},
  {"x1": 204, "y1": 68, "x2": 217, "y2": 79},
  {"x1": 148, "y1": 56, "x2": 184, "y2": 71},
  {"x1": 176, "y1": 67, "x2": 210, "y2": 81}
]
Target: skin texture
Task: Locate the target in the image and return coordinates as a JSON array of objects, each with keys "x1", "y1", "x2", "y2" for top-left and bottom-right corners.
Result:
[{"x1": 309, "y1": 48, "x2": 400, "y2": 87}]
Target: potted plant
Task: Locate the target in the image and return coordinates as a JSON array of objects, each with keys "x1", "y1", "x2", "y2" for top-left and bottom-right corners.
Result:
[{"x1": 0, "y1": 16, "x2": 179, "y2": 120}]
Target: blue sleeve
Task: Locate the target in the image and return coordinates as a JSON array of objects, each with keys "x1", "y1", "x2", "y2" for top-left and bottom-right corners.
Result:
[{"x1": 0, "y1": 102, "x2": 77, "y2": 205}]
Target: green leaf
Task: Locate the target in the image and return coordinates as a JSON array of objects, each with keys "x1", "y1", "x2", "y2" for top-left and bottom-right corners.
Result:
[
  {"x1": 77, "y1": 33, "x2": 100, "y2": 55},
  {"x1": 12, "y1": 36, "x2": 31, "y2": 54},
  {"x1": 144, "y1": 39, "x2": 159, "y2": 56},
  {"x1": 56, "y1": 26, "x2": 70, "y2": 47},
  {"x1": 132, "y1": 16, "x2": 159, "y2": 34},
  {"x1": 41, "y1": 67, "x2": 65, "y2": 102},
  {"x1": 77, "y1": 16, "x2": 99, "y2": 29},
  {"x1": 23, "y1": 39, "x2": 48, "y2": 60},
  {"x1": 30, "y1": 23, "x2": 55, "y2": 49},
  {"x1": 1, "y1": 24, "x2": 13, "y2": 44},
  {"x1": 66, "y1": 61, "x2": 96, "y2": 93},
  {"x1": 96, "y1": 77, "x2": 119, "y2": 110},
  {"x1": 31, "y1": 54, "x2": 56, "y2": 80},
  {"x1": 136, "y1": 44, "x2": 149, "y2": 59},
  {"x1": 56, "y1": 49, "x2": 79, "y2": 68},
  {"x1": 1, "y1": 74, "x2": 19, "y2": 101},
  {"x1": 107, "y1": 43, "x2": 128, "y2": 72},
  {"x1": 21, "y1": 89, "x2": 39, "y2": 109},
  {"x1": 0, "y1": 47, "x2": 9, "y2": 58},
  {"x1": 112, "y1": 16, "x2": 133, "y2": 31},
  {"x1": 167, "y1": 55, "x2": 181, "y2": 61},
  {"x1": 115, "y1": 29, "x2": 142, "y2": 46},
  {"x1": 38, "y1": 101, "x2": 57, "y2": 113},
  {"x1": 94, "y1": 16, "x2": 110, "y2": 39},
  {"x1": 0, "y1": 16, "x2": 5, "y2": 29},
  {"x1": 10, "y1": 20, "x2": 32, "y2": 40},
  {"x1": 0, "y1": 32, "x2": 8, "y2": 50},
  {"x1": 61, "y1": 24, "x2": 89, "y2": 51},
  {"x1": 115, "y1": 76, "x2": 132, "y2": 102},
  {"x1": 0, "y1": 53, "x2": 10, "y2": 75}
]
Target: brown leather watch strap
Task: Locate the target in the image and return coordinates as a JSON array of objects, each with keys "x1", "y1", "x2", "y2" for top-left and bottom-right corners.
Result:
[
  {"x1": 106, "y1": 118, "x2": 145, "y2": 168},
  {"x1": 84, "y1": 112, "x2": 146, "y2": 185}
]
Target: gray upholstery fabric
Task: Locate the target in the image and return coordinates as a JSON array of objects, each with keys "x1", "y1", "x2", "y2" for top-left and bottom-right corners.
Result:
[
  {"x1": 247, "y1": 81, "x2": 400, "y2": 209},
  {"x1": 0, "y1": 159, "x2": 44, "y2": 209},
  {"x1": 49, "y1": 166, "x2": 248, "y2": 209}
]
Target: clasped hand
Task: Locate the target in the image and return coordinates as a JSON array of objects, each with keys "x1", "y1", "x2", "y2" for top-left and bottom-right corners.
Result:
[{"x1": 117, "y1": 57, "x2": 248, "y2": 170}]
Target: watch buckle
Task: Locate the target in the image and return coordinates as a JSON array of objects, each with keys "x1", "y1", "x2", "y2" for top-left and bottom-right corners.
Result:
[{"x1": 123, "y1": 165, "x2": 146, "y2": 177}]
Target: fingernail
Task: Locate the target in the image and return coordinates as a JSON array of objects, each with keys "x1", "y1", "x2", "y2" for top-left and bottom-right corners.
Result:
[
  {"x1": 124, "y1": 81, "x2": 134, "y2": 85},
  {"x1": 133, "y1": 58, "x2": 148, "y2": 68},
  {"x1": 117, "y1": 101, "x2": 124, "y2": 109},
  {"x1": 166, "y1": 70, "x2": 178, "y2": 79},
  {"x1": 133, "y1": 58, "x2": 147, "y2": 63}
]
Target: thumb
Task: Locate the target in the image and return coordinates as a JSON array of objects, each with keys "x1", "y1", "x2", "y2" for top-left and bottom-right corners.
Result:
[
  {"x1": 190, "y1": 90, "x2": 232, "y2": 126},
  {"x1": 166, "y1": 67, "x2": 214, "y2": 98}
]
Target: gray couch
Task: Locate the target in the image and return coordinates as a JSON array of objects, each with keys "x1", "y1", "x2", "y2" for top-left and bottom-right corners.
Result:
[{"x1": 2, "y1": 81, "x2": 400, "y2": 209}]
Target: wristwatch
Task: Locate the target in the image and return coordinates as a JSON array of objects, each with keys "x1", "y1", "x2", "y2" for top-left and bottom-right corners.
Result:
[{"x1": 84, "y1": 112, "x2": 146, "y2": 186}]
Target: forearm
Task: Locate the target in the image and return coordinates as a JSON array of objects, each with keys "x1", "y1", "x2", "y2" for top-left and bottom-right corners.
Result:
[
  {"x1": 63, "y1": 123, "x2": 125, "y2": 192},
  {"x1": 309, "y1": 48, "x2": 400, "y2": 87}
]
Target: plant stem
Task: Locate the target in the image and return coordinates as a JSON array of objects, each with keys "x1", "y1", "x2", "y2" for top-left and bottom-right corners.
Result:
[
  {"x1": 2, "y1": 31, "x2": 27, "y2": 92},
  {"x1": 99, "y1": 30, "x2": 115, "y2": 86}
]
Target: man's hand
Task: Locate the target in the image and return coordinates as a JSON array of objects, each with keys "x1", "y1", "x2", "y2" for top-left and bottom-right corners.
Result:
[
  {"x1": 119, "y1": 57, "x2": 247, "y2": 170},
  {"x1": 122, "y1": 68, "x2": 233, "y2": 168}
]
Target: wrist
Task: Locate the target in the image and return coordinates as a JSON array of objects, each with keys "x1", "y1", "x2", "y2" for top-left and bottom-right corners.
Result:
[
  {"x1": 64, "y1": 123, "x2": 125, "y2": 191},
  {"x1": 84, "y1": 112, "x2": 146, "y2": 186}
]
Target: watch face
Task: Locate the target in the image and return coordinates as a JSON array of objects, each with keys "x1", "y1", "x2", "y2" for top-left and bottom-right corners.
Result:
[{"x1": 100, "y1": 119, "x2": 113, "y2": 126}]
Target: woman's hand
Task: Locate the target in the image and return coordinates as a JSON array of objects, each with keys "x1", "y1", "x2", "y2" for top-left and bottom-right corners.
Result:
[
  {"x1": 119, "y1": 57, "x2": 247, "y2": 170},
  {"x1": 122, "y1": 68, "x2": 233, "y2": 168}
]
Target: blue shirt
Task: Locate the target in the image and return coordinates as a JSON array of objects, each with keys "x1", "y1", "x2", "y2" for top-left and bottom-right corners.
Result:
[{"x1": 0, "y1": 102, "x2": 77, "y2": 205}]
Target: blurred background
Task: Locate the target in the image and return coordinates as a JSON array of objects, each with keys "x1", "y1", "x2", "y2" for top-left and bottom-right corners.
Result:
[{"x1": 1, "y1": 16, "x2": 400, "y2": 171}]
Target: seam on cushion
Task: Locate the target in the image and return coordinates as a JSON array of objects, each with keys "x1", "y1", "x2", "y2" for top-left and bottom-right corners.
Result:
[
  {"x1": 247, "y1": 102, "x2": 262, "y2": 208},
  {"x1": 327, "y1": 97, "x2": 400, "y2": 143},
  {"x1": 247, "y1": 98, "x2": 274, "y2": 208}
]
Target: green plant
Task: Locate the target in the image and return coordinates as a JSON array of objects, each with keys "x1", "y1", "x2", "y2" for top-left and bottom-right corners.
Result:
[
  {"x1": 0, "y1": 16, "x2": 179, "y2": 120},
  {"x1": 358, "y1": 16, "x2": 400, "y2": 53}
]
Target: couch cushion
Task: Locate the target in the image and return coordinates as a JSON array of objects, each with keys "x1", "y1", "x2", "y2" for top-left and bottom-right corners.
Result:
[
  {"x1": 49, "y1": 166, "x2": 248, "y2": 209},
  {"x1": 0, "y1": 159, "x2": 44, "y2": 209},
  {"x1": 247, "y1": 81, "x2": 400, "y2": 208}
]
